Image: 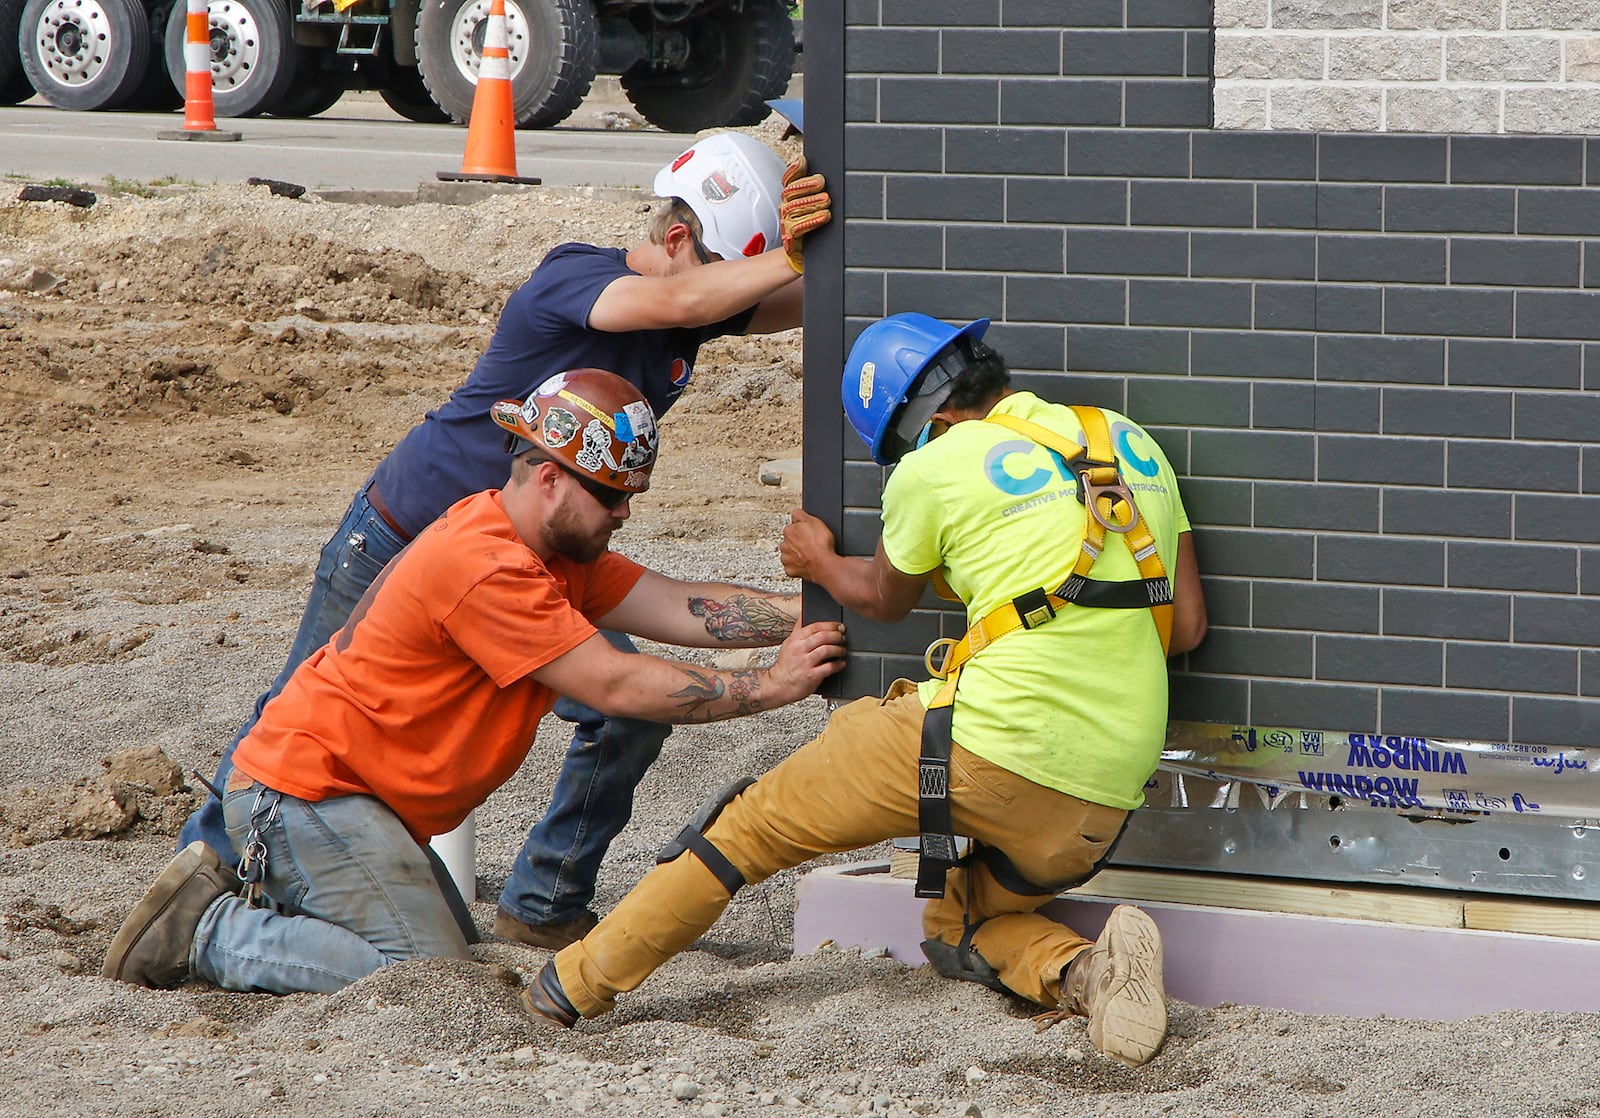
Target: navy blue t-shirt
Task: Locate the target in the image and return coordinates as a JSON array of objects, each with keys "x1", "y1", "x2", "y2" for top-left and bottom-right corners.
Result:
[{"x1": 367, "y1": 242, "x2": 754, "y2": 537}]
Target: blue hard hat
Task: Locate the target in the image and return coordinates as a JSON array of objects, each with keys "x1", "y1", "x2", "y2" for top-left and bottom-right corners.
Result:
[
  {"x1": 842, "y1": 313, "x2": 990, "y2": 465},
  {"x1": 766, "y1": 98, "x2": 803, "y2": 133}
]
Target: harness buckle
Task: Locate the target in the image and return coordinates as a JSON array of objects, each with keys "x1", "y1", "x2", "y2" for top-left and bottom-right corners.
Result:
[
  {"x1": 1013, "y1": 588, "x2": 1055, "y2": 629},
  {"x1": 924, "y1": 637, "x2": 958, "y2": 679}
]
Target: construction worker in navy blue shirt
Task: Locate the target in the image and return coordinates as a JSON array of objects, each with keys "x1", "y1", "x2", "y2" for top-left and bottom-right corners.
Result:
[{"x1": 177, "y1": 130, "x2": 832, "y2": 951}]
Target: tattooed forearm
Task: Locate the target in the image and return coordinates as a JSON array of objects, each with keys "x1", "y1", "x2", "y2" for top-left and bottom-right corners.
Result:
[
  {"x1": 666, "y1": 667, "x2": 766, "y2": 721},
  {"x1": 687, "y1": 594, "x2": 797, "y2": 643}
]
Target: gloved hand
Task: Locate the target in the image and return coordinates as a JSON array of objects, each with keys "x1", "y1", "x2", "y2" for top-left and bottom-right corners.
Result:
[{"x1": 779, "y1": 157, "x2": 830, "y2": 274}]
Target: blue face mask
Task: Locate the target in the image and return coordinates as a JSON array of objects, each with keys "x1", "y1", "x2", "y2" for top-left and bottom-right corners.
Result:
[{"x1": 914, "y1": 421, "x2": 935, "y2": 451}]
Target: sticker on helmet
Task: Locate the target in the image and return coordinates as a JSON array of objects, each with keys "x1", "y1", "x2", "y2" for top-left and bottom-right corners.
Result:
[
  {"x1": 858, "y1": 361, "x2": 876, "y2": 407},
  {"x1": 613, "y1": 411, "x2": 634, "y2": 443},
  {"x1": 622, "y1": 400, "x2": 656, "y2": 441},
  {"x1": 574, "y1": 419, "x2": 611, "y2": 474},
  {"x1": 519, "y1": 398, "x2": 540, "y2": 426},
  {"x1": 541, "y1": 407, "x2": 579, "y2": 448},
  {"x1": 701, "y1": 170, "x2": 739, "y2": 205},
  {"x1": 618, "y1": 401, "x2": 657, "y2": 470},
  {"x1": 670, "y1": 357, "x2": 692, "y2": 387}
]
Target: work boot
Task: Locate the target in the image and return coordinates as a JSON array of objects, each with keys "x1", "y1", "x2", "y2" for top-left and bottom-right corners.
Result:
[
  {"x1": 102, "y1": 841, "x2": 239, "y2": 988},
  {"x1": 493, "y1": 906, "x2": 598, "y2": 951},
  {"x1": 1060, "y1": 905, "x2": 1167, "y2": 1067},
  {"x1": 520, "y1": 960, "x2": 579, "y2": 1028}
]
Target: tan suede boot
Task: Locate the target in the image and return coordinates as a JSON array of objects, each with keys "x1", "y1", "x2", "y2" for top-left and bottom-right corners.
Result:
[
  {"x1": 1059, "y1": 904, "x2": 1167, "y2": 1067},
  {"x1": 102, "y1": 842, "x2": 238, "y2": 988}
]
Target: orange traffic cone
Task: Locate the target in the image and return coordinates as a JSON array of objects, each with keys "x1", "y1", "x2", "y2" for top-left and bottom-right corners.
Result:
[
  {"x1": 157, "y1": 0, "x2": 240, "y2": 142},
  {"x1": 437, "y1": 0, "x2": 541, "y2": 185}
]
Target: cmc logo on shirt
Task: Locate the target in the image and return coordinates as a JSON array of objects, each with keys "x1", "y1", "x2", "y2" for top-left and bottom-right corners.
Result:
[
  {"x1": 670, "y1": 358, "x2": 692, "y2": 388},
  {"x1": 983, "y1": 422, "x2": 1160, "y2": 496}
]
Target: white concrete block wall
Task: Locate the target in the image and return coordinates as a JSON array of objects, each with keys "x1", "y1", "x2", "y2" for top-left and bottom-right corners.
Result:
[{"x1": 1215, "y1": 0, "x2": 1600, "y2": 132}]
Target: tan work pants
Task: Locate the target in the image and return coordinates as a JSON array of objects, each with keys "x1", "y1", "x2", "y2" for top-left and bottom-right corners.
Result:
[{"x1": 554, "y1": 680, "x2": 1129, "y2": 1017}]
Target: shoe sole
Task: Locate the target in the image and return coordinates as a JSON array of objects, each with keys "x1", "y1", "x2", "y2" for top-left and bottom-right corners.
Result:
[
  {"x1": 1087, "y1": 905, "x2": 1167, "y2": 1067},
  {"x1": 101, "y1": 842, "x2": 221, "y2": 985}
]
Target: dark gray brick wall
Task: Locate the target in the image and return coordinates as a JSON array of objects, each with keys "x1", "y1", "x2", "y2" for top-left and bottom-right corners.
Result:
[{"x1": 827, "y1": 5, "x2": 1599, "y2": 750}]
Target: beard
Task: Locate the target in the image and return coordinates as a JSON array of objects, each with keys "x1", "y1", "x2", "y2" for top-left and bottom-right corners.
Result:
[{"x1": 544, "y1": 494, "x2": 612, "y2": 563}]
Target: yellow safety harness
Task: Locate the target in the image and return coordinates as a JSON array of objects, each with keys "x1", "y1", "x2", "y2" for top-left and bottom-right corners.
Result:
[{"x1": 913, "y1": 405, "x2": 1174, "y2": 898}]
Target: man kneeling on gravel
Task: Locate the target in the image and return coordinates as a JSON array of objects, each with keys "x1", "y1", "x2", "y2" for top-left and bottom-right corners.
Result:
[
  {"x1": 521, "y1": 315, "x2": 1207, "y2": 1068},
  {"x1": 102, "y1": 369, "x2": 845, "y2": 996}
]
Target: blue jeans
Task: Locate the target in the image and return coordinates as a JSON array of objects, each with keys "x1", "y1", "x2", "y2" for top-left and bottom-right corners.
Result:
[
  {"x1": 178, "y1": 489, "x2": 671, "y2": 927},
  {"x1": 192, "y1": 785, "x2": 472, "y2": 994}
]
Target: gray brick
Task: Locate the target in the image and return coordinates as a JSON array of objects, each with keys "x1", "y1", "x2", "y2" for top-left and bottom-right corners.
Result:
[
  {"x1": 1191, "y1": 330, "x2": 1315, "y2": 379},
  {"x1": 1587, "y1": 245, "x2": 1600, "y2": 292},
  {"x1": 1255, "y1": 580, "x2": 1381, "y2": 633},
  {"x1": 1587, "y1": 651, "x2": 1600, "y2": 697},
  {"x1": 1383, "y1": 488, "x2": 1513, "y2": 538},
  {"x1": 1315, "y1": 384, "x2": 1382, "y2": 432},
  {"x1": 1007, "y1": 177, "x2": 1126, "y2": 224},
  {"x1": 844, "y1": 127, "x2": 944, "y2": 173},
  {"x1": 1131, "y1": 181, "x2": 1254, "y2": 228},
  {"x1": 1318, "y1": 635, "x2": 1442, "y2": 687},
  {"x1": 832, "y1": 655, "x2": 885, "y2": 702},
  {"x1": 1066, "y1": 326, "x2": 1188, "y2": 374},
  {"x1": 845, "y1": 609, "x2": 944, "y2": 657},
  {"x1": 943, "y1": 29, "x2": 1061, "y2": 74},
  {"x1": 1512, "y1": 697, "x2": 1600, "y2": 749},
  {"x1": 1062, "y1": 30, "x2": 1186, "y2": 75},
  {"x1": 1126, "y1": 376, "x2": 1250, "y2": 426},
  {"x1": 845, "y1": 270, "x2": 886, "y2": 316},
  {"x1": 1383, "y1": 387, "x2": 1512, "y2": 437},
  {"x1": 885, "y1": 175, "x2": 1003, "y2": 221},
  {"x1": 1385, "y1": 287, "x2": 1514, "y2": 339},
  {"x1": 1317, "y1": 335, "x2": 1445, "y2": 385},
  {"x1": 841, "y1": 507, "x2": 886, "y2": 555},
  {"x1": 1513, "y1": 391, "x2": 1600, "y2": 441},
  {"x1": 1191, "y1": 132, "x2": 1317, "y2": 181},
  {"x1": 881, "y1": 0, "x2": 998, "y2": 25},
  {"x1": 1142, "y1": 426, "x2": 1189, "y2": 470},
  {"x1": 845, "y1": 222, "x2": 944, "y2": 268},
  {"x1": 1257, "y1": 481, "x2": 1380, "y2": 531},
  {"x1": 1200, "y1": 528, "x2": 1316, "y2": 579},
  {"x1": 1007, "y1": 276, "x2": 1125, "y2": 325},
  {"x1": 1257, "y1": 184, "x2": 1317, "y2": 229},
  {"x1": 1124, "y1": 80, "x2": 1213, "y2": 128},
  {"x1": 1198, "y1": 576, "x2": 1252, "y2": 626},
  {"x1": 983, "y1": 323, "x2": 1066, "y2": 371},
  {"x1": 845, "y1": 0, "x2": 878, "y2": 23},
  {"x1": 1005, "y1": 0, "x2": 1123, "y2": 26},
  {"x1": 1448, "y1": 340, "x2": 1580, "y2": 389},
  {"x1": 1319, "y1": 535, "x2": 1446, "y2": 586},
  {"x1": 1518, "y1": 189, "x2": 1600, "y2": 237},
  {"x1": 1001, "y1": 79, "x2": 1123, "y2": 127},
  {"x1": 1450, "y1": 239, "x2": 1581, "y2": 288},
  {"x1": 1185, "y1": 30, "x2": 1211, "y2": 77},
  {"x1": 941, "y1": 128, "x2": 1065, "y2": 175},
  {"x1": 1179, "y1": 477, "x2": 1253, "y2": 525},
  {"x1": 1256, "y1": 284, "x2": 1317, "y2": 331},
  {"x1": 847, "y1": 27, "x2": 940, "y2": 71},
  {"x1": 1252, "y1": 681, "x2": 1378, "y2": 734},
  {"x1": 1253, "y1": 381, "x2": 1316, "y2": 429},
  {"x1": 1516, "y1": 291, "x2": 1600, "y2": 342},
  {"x1": 947, "y1": 225, "x2": 1063, "y2": 274},
  {"x1": 844, "y1": 172, "x2": 884, "y2": 219},
  {"x1": 1317, "y1": 185, "x2": 1384, "y2": 231},
  {"x1": 1586, "y1": 549, "x2": 1600, "y2": 595},
  {"x1": 1189, "y1": 627, "x2": 1314, "y2": 677},
  {"x1": 1454, "y1": 642, "x2": 1576, "y2": 693},
  {"x1": 1319, "y1": 135, "x2": 1449, "y2": 183},
  {"x1": 1318, "y1": 235, "x2": 1447, "y2": 284},
  {"x1": 1316, "y1": 286, "x2": 1384, "y2": 334},
  {"x1": 1066, "y1": 229, "x2": 1188, "y2": 276},
  {"x1": 1588, "y1": 446, "x2": 1600, "y2": 494},
  {"x1": 1450, "y1": 136, "x2": 1584, "y2": 186},
  {"x1": 879, "y1": 78, "x2": 998, "y2": 124},
  {"x1": 1516, "y1": 494, "x2": 1600, "y2": 545},
  {"x1": 844, "y1": 460, "x2": 888, "y2": 507},
  {"x1": 1449, "y1": 541, "x2": 1579, "y2": 593},
  {"x1": 1383, "y1": 588, "x2": 1510, "y2": 641},
  {"x1": 1192, "y1": 429, "x2": 1315, "y2": 480},
  {"x1": 884, "y1": 272, "x2": 1003, "y2": 320},
  {"x1": 1021, "y1": 372, "x2": 1125, "y2": 412},
  {"x1": 1068, "y1": 130, "x2": 1191, "y2": 177},
  {"x1": 1192, "y1": 232, "x2": 1317, "y2": 281},
  {"x1": 1128, "y1": 0, "x2": 1213, "y2": 27},
  {"x1": 1170, "y1": 673, "x2": 1250, "y2": 724},
  {"x1": 1384, "y1": 187, "x2": 1516, "y2": 234},
  {"x1": 1130, "y1": 280, "x2": 1253, "y2": 328},
  {"x1": 1380, "y1": 689, "x2": 1509, "y2": 742},
  {"x1": 1319, "y1": 434, "x2": 1445, "y2": 484},
  {"x1": 1448, "y1": 439, "x2": 1581, "y2": 493},
  {"x1": 846, "y1": 76, "x2": 879, "y2": 123}
]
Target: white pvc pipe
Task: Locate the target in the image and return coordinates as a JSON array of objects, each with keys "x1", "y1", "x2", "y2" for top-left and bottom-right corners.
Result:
[{"x1": 430, "y1": 811, "x2": 476, "y2": 903}]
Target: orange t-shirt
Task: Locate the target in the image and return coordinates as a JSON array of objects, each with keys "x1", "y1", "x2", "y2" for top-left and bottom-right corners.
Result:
[{"x1": 233, "y1": 490, "x2": 644, "y2": 841}]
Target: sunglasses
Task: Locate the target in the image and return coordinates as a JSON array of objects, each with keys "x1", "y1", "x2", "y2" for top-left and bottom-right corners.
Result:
[
  {"x1": 675, "y1": 207, "x2": 721, "y2": 266},
  {"x1": 530, "y1": 453, "x2": 633, "y2": 511}
]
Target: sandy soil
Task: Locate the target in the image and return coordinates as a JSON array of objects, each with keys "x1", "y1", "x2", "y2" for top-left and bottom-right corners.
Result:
[{"x1": 1, "y1": 121, "x2": 1597, "y2": 1118}]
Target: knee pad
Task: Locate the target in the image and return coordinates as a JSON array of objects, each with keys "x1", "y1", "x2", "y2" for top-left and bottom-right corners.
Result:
[{"x1": 656, "y1": 777, "x2": 755, "y2": 896}]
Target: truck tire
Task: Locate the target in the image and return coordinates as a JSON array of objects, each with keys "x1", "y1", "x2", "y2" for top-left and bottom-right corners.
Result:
[
  {"x1": 121, "y1": 0, "x2": 182, "y2": 110},
  {"x1": 620, "y1": 0, "x2": 793, "y2": 133},
  {"x1": 0, "y1": 0, "x2": 36, "y2": 104},
  {"x1": 19, "y1": 0, "x2": 150, "y2": 110},
  {"x1": 162, "y1": 0, "x2": 296, "y2": 117},
  {"x1": 269, "y1": 45, "x2": 346, "y2": 117},
  {"x1": 379, "y1": 63, "x2": 450, "y2": 123},
  {"x1": 416, "y1": 0, "x2": 597, "y2": 128}
]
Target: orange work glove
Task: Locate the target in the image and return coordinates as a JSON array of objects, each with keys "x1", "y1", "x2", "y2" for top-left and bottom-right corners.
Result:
[{"x1": 779, "y1": 157, "x2": 831, "y2": 275}]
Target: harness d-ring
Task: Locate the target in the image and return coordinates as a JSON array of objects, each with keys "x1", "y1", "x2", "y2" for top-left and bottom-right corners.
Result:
[{"x1": 924, "y1": 637, "x2": 958, "y2": 679}]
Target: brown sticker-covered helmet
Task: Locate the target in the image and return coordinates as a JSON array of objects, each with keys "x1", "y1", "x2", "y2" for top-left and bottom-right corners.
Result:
[{"x1": 491, "y1": 369, "x2": 659, "y2": 494}]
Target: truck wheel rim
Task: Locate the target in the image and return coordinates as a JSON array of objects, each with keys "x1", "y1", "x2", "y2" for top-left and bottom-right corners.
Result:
[
  {"x1": 448, "y1": 0, "x2": 527, "y2": 85},
  {"x1": 204, "y1": 1, "x2": 263, "y2": 90},
  {"x1": 33, "y1": 0, "x2": 114, "y2": 87}
]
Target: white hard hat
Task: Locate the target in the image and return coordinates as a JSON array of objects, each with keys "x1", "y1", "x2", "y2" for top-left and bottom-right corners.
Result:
[{"x1": 653, "y1": 132, "x2": 784, "y2": 261}]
